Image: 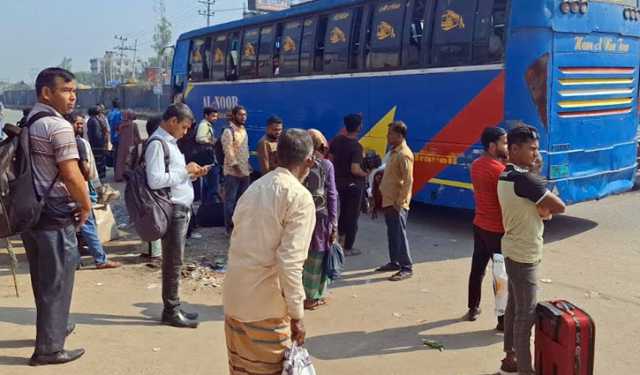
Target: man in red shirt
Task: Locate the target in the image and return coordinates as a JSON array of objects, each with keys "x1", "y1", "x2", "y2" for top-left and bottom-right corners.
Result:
[{"x1": 467, "y1": 127, "x2": 508, "y2": 329}]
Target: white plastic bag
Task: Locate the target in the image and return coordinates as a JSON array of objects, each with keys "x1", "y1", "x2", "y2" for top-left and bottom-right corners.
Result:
[
  {"x1": 492, "y1": 254, "x2": 508, "y2": 317},
  {"x1": 282, "y1": 343, "x2": 317, "y2": 375}
]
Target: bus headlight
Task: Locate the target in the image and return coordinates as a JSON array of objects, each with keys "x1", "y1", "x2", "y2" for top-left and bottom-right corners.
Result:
[
  {"x1": 560, "y1": 1, "x2": 571, "y2": 13},
  {"x1": 570, "y1": 1, "x2": 580, "y2": 13}
]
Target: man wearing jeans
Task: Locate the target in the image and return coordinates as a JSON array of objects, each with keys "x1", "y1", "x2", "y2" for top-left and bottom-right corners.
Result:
[
  {"x1": 497, "y1": 125, "x2": 565, "y2": 374},
  {"x1": 69, "y1": 111, "x2": 121, "y2": 270},
  {"x1": 374, "y1": 121, "x2": 415, "y2": 282},
  {"x1": 146, "y1": 103, "x2": 208, "y2": 328},
  {"x1": 221, "y1": 106, "x2": 251, "y2": 236}
]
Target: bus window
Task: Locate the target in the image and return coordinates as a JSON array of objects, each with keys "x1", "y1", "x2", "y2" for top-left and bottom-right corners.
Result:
[
  {"x1": 189, "y1": 37, "x2": 211, "y2": 81},
  {"x1": 314, "y1": 16, "x2": 329, "y2": 72},
  {"x1": 227, "y1": 32, "x2": 240, "y2": 81},
  {"x1": 367, "y1": 1, "x2": 406, "y2": 70},
  {"x1": 258, "y1": 26, "x2": 275, "y2": 78},
  {"x1": 300, "y1": 18, "x2": 317, "y2": 74},
  {"x1": 349, "y1": 7, "x2": 364, "y2": 70},
  {"x1": 404, "y1": 0, "x2": 429, "y2": 67},
  {"x1": 280, "y1": 20, "x2": 303, "y2": 76},
  {"x1": 323, "y1": 10, "x2": 353, "y2": 73},
  {"x1": 212, "y1": 34, "x2": 227, "y2": 81},
  {"x1": 473, "y1": 0, "x2": 506, "y2": 64},
  {"x1": 431, "y1": 0, "x2": 476, "y2": 67},
  {"x1": 240, "y1": 28, "x2": 259, "y2": 79}
]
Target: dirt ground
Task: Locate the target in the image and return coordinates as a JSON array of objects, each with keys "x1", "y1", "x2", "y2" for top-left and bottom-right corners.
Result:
[{"x1": 1, "y1": 109, "x2": 639, "y2": 374}]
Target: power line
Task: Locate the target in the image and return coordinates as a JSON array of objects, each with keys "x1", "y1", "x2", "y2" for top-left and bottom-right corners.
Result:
[{"x1": 198, "y1": 0, "x2": 215, "y2": 26}]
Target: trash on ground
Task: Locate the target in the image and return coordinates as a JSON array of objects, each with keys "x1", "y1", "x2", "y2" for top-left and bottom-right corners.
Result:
[{"x1": 422, "y1": 339, "x2": 445, "y2": 351}]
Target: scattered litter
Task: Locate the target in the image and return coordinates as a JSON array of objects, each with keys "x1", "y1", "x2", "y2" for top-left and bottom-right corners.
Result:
[
  {"x1": 449, "y1": 239, "x2": 457, "y2": 243},
  {"x1": 416, "y1": 319, "x2": 428, "y2": 324},
  {"x1": 146, "y1": 283, "x2": 160, "y2": 290},
  {"x1": 540, "y1": 279, "x2": 553, "y2": 284},
  {"x1": 585, "y1": 291, "x2": 600, "y2": 299},
  {"x1": 351, "y1": 294, "x2": 358, "y2": 299},
  {"x1": 392, "y1": 312, "x2": 402, "y2": 318},
  {"x1": 422, "y1": 339, "x2": 445, "y2": 351},
  {"x1": 420, "y1": 289, "x2": 429, "y2": 293},
  {"x1": 181, "y1": 261, "x2": 225, "y2": 289},
  {"x1": 145, "y1": 263, "x2": 160, "y2": 269},
  {"x1": 152, "y1": 348, "x2": 161, "y2": 352},
  {"x1": 433, "y1": 243, "x2": 439, "y2": 248},
  {"x1": 96, "y1": 282, "x2": 104, "y2": 286}
]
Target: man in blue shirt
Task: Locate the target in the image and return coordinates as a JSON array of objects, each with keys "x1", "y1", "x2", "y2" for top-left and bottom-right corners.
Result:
[{"x1": 107, "y1": 99, "x2": 122, "y2": 168}]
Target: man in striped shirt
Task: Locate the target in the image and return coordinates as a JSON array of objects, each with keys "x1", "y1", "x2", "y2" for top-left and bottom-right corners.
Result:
[{"x1": 23, "y1": 68, "x2": 91, "y2": 366}]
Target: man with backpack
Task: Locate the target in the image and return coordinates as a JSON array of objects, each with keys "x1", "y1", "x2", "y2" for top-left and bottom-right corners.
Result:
[
  {"x1": 145, "y1": 103, "x2": 208, "y2": 328},
  {"x1": 194, "y1": 107, "x2": 220, "y2": 204},
  {"x1": 20, "y1": 68, "x2": 91, "y2": 366}
]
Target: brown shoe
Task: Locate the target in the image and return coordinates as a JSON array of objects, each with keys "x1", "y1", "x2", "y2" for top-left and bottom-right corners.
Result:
[{"x1": 95, "y1": 260, "x2": 122, "y2": 270}]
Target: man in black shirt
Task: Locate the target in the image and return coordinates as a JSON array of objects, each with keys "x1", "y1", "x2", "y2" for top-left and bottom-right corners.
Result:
[{"x1": 329, "y1": 114, "x2": 370, "y2": 256}]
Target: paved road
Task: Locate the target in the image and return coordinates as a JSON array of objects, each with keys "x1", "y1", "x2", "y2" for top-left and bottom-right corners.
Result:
[{"x1": 1, "y1": 108, "x2": 639, "y2": 374}]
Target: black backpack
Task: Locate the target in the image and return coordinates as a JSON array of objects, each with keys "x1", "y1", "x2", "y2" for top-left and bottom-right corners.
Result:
[
  {"x1": 303, "y1": 160, "x2": 328, "y2": 215},
  {"x1": 0, "y1": 112, "x2": 57, "y2": 238},
  {"x1": 124, "y1": 137, "x2": 174, "y2": 242}
]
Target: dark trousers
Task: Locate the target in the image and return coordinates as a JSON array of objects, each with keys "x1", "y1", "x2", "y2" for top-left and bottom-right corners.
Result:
[
  {"x1": 337, "y1": 184, "x2": 364, "y2": 250},
  {"x1": 467, "y1": 225, "x2": 503, "y2": 309},
  {"x1": 223, "y1": 175, "x2": 250, "y2": 234},
  {"x1": 21, "y1": 224, "x2": 79, "y2": 355},
  {"x1": 93, "y1": 147, "x2": 106, "y2": 179},
  {"x1": 161, "y1": 204, "x2": 191, "y2": 313},
  {"x1": 202, "y1": 165, "x2": 221, "y2": 204},
  {"x1": 384, "y1": 207, "x2": 413, "y2": 271},
  {"x1": 504, "y1": 258, "x2": 539, "y2": 374}
]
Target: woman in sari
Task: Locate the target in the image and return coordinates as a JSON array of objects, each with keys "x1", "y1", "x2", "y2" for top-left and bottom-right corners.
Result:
[{"x1": 303, "y1": 129, "x2": 338, "y2": 310}]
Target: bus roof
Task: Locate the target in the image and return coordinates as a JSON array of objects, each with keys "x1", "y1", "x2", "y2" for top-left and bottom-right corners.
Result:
[{"x1": 177, "y1": 0, "x2": 364, "y2": 41}]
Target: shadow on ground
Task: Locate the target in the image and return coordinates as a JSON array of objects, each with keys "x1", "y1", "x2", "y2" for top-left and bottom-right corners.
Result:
[{"x1": 307, "y1": 317, "x2": 502, "y2": 360}]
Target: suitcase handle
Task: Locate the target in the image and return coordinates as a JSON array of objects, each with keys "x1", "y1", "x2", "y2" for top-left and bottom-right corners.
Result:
[{"x1": 537, "y1": 302, "x2": 564, "y2": 319}]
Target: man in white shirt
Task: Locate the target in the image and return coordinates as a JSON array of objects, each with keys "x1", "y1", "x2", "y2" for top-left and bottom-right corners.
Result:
[
  {"x1": 145, "y1": 103, "x2": 208, "y2": 328},
  {"x1": 223, "y1": 129, "x2": 316, "y2": 375}
]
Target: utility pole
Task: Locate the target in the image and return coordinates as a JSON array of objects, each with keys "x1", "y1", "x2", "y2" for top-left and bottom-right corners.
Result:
[
  {"x1": 130, "y1": 39, "x2": 138, "y2": 80},
  {"x1": 198, "y1": 0, "x2": 215, "y2": 26},
  {"x1": 114, "y1": 35, "x2": 128, "y2": 82}
]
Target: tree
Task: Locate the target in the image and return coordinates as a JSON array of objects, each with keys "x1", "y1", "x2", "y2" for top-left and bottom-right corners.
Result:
[
  {"x1": 152, "y1": 0, "x2": 173, "y2": 58},
  {"x1": 73, "y1": 71, "x2": 101, "y2": 88},
  {"x1": 59, "y1": 57, "x2": 73, "y2": 72}
]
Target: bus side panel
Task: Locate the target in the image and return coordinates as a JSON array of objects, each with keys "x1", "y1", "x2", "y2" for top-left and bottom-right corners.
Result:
[
  {"x1": 505, "y1": 27, "x2": 554, "y2": 168},
  {"x1": 184, "y1": 67, "x2": 501, "y2": 209}
]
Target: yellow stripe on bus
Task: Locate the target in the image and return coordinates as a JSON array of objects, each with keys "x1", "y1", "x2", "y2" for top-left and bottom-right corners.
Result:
[
  {"x1": 428, "y1": 178, "x2": 474, "y2": 190},
  {"x1": 559, "y1": 78, "x2": 634, "y2": 86},
  {"x1": 557, "y1": 98, "x2": 633, "y2": 109}
]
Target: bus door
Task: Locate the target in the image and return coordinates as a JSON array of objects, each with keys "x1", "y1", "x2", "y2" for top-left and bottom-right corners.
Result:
[{"x1": 172, "y1": 40, "x2": 190, "y2": 98}]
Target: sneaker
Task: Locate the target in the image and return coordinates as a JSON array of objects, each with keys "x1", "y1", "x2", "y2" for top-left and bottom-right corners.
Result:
[
  {"x1": 496, "y1": 315, "x2": 505, "y2": 331},
  {"x1": 467, "y1": 307, "x2": 481, "y2": 321},
  {"x1": 388, "y1": 269, "x2": 413, "y2": 281},
  {"x1": 499, "y1": 355, "x2": 518, "y2": 374},
  {"x1": 95, "y1": 260, "x2": 122, "y2": 270}
]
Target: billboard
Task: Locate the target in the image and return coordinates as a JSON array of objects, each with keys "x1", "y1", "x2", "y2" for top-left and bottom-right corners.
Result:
[{"x1": 247, "y1": 0, "x2": 290, "y2": 12}]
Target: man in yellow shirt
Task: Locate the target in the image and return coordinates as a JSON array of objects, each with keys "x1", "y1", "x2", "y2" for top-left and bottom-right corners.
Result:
[
  {"x1": 375, "y1": 121, "x2": 415, "y2": 281},
  {"x1": 223, "y1": 129, "x2": 317, "y2": 375}
]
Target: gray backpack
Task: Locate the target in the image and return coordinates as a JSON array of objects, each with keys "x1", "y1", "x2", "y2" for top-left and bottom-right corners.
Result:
[
  {"x1": 0, "y1": 112, "x2": 58, "y2": 238},
  {"x1": 124, "y1": 137, "x2": 173, "y2": 241}
]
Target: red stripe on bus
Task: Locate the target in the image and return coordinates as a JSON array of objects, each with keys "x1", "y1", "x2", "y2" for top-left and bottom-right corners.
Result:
[{"x1": 412, "y1": 71, "x2": 505, "y2": 194}]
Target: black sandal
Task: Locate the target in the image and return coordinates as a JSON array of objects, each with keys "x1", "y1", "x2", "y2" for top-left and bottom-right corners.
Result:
[{"x1": 389, "y1": 270, "x2": 413, "y2": 281}]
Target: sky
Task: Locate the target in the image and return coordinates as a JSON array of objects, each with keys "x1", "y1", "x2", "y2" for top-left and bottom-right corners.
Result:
[{"x1": 0, "y1": 0, "x2": 246, "y2": 83}]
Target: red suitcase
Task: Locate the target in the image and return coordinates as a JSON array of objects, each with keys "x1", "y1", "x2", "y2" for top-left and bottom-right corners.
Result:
[{"x1": 535, "y1": 300, "x2": 595, "y2": 375}]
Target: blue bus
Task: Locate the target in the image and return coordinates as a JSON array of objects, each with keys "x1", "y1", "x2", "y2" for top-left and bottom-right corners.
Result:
[{"x1": 171, "y1": 0, "x2": 640, "y2": 209}]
